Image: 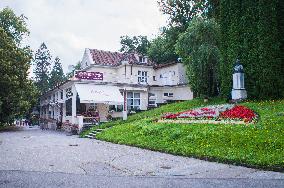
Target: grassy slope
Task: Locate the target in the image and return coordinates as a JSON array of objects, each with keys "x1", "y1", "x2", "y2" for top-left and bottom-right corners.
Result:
[{"x1": 86, "y1": 98, "x2": 284, "y2": 171}]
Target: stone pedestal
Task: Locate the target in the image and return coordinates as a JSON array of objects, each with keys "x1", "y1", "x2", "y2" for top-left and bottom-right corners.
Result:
[{"x1": 232, "y1": 89, "x2": 247, "y2": 100}]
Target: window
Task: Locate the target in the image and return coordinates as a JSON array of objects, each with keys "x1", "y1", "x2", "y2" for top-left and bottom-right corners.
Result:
[
  {"x1": 109, "y1": 105, "x2": 123, "y2": 112},
  {"x1": 149, "y1": 100, "x2": 156, "y2": 105},
  {"x1": 153, "y1": 76, "x2": 156, "y2": 81},
  {"x1": 149, "y1": 93, "x2": 156, "y2": 107},
  {"x1": 164, "y1": 93, "x2": 173, "y2": 97},
  {"x1": 60, "y1": 91, "x2": 63, "y2": 99},
  {"x1": 138, "y1": 71, "x2": 148, "y2": 83},
  {"x1": 149, "y1": 93, "x2": 155, "y2": 97},
  {"x1": 127, "y1": 92, "x2": 140, "y2": 110},
  {"x1": 139, "y1": 56, "x2": 146, "y2": 63},
  {"x1": 66, "y1": 98, "x2": 72, "y2": 116},
  {"x1": 66, "y1": 88, "x2": 73, "y2": 99}
]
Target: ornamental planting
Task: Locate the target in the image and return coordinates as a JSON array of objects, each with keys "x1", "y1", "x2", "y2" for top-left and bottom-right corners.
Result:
[{"x1": 161, "y1": 104, "x2": 257, "y2": 124}]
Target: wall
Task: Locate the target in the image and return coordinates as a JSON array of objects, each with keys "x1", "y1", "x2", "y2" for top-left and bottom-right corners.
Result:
[
  {"x1": 97, "y1": 103, "x2": 109, "y2": 122},
  {"x1": 87, "y1": 64, "x2": 155, "y2": 85},
  {"x1": 154, "y1": 63, "x2": 188, "y2": 86},
  {"x1": 83, "y1": 63, "x2": 188, "y2": 87},
  {"x1": 150, "y1": 85, "x2": 193, "y2": 104}
]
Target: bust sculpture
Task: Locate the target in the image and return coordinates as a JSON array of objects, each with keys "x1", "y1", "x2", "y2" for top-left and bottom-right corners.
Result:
[{"x1": 233, "y1": 59, "x2": 244, "y2": 73}]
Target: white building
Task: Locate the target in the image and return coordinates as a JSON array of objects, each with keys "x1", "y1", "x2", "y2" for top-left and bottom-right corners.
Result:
[{"x1": 39, "y1": 48, "x2": 193, "y2": 131}]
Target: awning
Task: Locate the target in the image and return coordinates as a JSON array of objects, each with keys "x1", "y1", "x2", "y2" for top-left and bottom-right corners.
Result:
[{"x1": 75, "y1": 84, "x2": 124, "y2": 105}]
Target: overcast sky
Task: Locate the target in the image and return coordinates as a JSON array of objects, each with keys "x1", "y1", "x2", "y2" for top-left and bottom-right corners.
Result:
[{"x1": 0, "y1": 0, "x2": 167, "y2": 73}]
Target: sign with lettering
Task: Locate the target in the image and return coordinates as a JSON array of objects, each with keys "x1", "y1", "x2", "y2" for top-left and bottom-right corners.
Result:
[{"x1": 75, "y1": 71, "x2": 103, "y2": 80}]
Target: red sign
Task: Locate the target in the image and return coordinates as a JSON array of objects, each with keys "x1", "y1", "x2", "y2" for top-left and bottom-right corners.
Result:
[{"x1": 75, "y1": 71, "x2": 103, "y2": 80}]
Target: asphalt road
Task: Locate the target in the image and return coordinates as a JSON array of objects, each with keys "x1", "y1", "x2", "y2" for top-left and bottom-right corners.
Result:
[{"x1": 0, "y1": 127, "x2": 283, "y2": 188}]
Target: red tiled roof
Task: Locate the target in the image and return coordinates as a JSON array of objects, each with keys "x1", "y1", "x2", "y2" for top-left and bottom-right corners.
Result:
[
  {"x1": 89, "y1": 49, "x2": 155, "y2": 66},
  {"x1": 89, "y1": 49, "x2": 124, "y2": 66}
]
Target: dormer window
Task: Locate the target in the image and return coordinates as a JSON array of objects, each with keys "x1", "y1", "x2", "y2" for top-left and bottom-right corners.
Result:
[{"x1": 139, "y1": 56, "x2": 147, "y2": 63}]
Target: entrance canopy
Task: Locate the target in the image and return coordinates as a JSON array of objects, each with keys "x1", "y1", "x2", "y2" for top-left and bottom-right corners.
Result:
[{"x1": 75, "y1": 84, "x2": 124, "y2": 105}]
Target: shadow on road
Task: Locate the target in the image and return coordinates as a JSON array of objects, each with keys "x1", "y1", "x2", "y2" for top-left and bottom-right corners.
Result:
[{"x1": 0, "y1": 126, "x2": 24, "y2": 132}]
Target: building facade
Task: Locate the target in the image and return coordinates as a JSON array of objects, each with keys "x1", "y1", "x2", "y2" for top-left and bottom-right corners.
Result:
[{"x1": 39, "y1": 48, "x2": 193, "y2": 131}]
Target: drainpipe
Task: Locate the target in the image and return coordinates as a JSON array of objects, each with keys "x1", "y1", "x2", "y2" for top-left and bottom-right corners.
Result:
[{"x1": 122, "y1": 89, "x2": 127, "y2": 120}]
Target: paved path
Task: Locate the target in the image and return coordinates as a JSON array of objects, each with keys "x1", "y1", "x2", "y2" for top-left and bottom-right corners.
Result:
[{"x1": 0, "y1": 127, "x2": 283, "y2": 188}]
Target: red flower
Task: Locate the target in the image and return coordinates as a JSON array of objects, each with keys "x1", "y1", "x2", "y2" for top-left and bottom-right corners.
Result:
[{"x1": 220, "y1": 105, "x2": 256, "y2": 122}]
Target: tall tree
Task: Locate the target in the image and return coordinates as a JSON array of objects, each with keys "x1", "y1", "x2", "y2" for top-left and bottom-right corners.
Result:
[
  {"x1": 147, "y1": 26, "x2": 180, "y2": 64},
  {"x1": 0, "y1": 8, "x2": 38, "y2": 125},
  {"x1": 0, "y1": 7, "x2": 29, "y2": 45},
  {"x1": 33, "y1": 43, "x2": 52, "y2": 94},
  {"x1": 176, "y1": 18, "x2": 221, "y2": 97},
  {"x1": 119, "y1": 35, "x2": 150, "y2": 55},
  {"x1": 157, "y1": 0, "x2": 208, "y2": 28},
  {"x1": 149, "y1": 0, "x2": 214, "y2": 64},
  {"x1": 49, "y1": 56, "x2": 66, "y2": 89}
]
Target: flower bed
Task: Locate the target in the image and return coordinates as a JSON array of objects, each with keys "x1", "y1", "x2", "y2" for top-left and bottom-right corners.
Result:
[
  {"x1": 161, "y1": 104, "x2": 257, "y2": 124},
  {"x1": 220, "y1": 105, "x2": 257, "y2": 123}
]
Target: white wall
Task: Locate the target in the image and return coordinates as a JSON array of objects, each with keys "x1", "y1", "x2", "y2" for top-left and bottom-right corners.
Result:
[
  {"x1": 150, "y1": 85, "x2": 193, "y2": 104},
  {"x1": 154, "y1": 63, "x2": 188, "y2": 86},
  {"x1": 86, "y1": 64, "x2": 155, "y2": 85}
]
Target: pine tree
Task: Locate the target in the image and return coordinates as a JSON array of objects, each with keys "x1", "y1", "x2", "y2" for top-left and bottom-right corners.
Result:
[
  {"x1": 33, "y1": 43, "x2": 51, "y2": 94},
  {"x1": 49, "y1": 56, "x2": 66, "y2": 89}
]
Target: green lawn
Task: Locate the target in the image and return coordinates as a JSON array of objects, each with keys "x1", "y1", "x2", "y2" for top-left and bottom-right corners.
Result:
[{"x1": 82, "y1": 98, "x2": 284, "y2": 171}]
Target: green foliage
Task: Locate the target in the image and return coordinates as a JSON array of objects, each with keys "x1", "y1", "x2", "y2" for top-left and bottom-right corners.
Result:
[
  {"x1": 49, "y1": 56, "x2": 66, "y2": 89},
  {"x1": 119, "y1": 35, "x2": 150, "y2": 55},
  {"x1": 0, "y1": 8, "x2": 38, "y2": 124},
  {"x1": 176, "y1": 18, "x2": 221, "y2": 97},
  {"x1": 147, "y1": 26, "x2": 180, "y2": 64},
  {"x1": 95, "y1": 99, "x2": 284, "y2": 171},
  {"x1": 219, "y1": 0, "x2": 284, "y2": 99},
  {"x1": 0, "y1": 7, "x2": 29, "y2": 45},
  {"x1": 33, "y1": 43, "x2": 52, "y2": 94},
  {"x1": 157, "y1": 0, "x2": 208, "y2": 27},
  {"x1": 278, "y1": 1, "x2": 284, "y2": 97}
]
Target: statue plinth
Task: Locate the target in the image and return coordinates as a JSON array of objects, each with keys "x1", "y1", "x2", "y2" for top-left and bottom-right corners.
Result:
[{"x1": 232, "y1": 88, "x2": 247, "y2": 100}]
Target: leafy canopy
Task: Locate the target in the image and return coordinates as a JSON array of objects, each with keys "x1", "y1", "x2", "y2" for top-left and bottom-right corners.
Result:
[
  {"x1": 147, "y1": 26, "x2": 180, "y2": 64},
  {"x1": 0, "y1": 7, "x2": 29, "y2": 45},
  {"x1": 176, "y1": 18, "x2": 221, "y2": 97},
  {"x1": 119, "y1": 35, "x2": 150, "y2": 55},
  {"x1": 0, "y1": 7, "x2": 38, "y2": 124},
  {"x1": 158, "y1": 0, "x2": 208, "y2": 28}
]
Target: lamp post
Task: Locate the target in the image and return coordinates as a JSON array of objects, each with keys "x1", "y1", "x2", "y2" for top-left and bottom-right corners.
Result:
[{"x1": 231, "y1": 59, "x2": 247, "y2": 100}]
